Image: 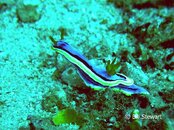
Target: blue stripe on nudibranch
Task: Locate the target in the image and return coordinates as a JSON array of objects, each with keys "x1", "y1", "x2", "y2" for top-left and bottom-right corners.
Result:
[
  {"x1": 52, "y1": 40, "x2": 149, "y2": 95},
  {"x1": 54, "y1": 41, "x2": 121, "y2": 82}
]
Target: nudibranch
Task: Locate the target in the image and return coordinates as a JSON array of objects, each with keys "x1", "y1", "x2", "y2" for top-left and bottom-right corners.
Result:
[{"x1": 50, "y1": 37, "x2": 149, "y2": 96}]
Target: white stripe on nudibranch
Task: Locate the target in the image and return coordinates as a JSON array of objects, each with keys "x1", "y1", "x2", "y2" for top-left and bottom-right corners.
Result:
[
  {"x1": 50, "y1": 38, "x2": 149, "y2": 95},
  {"x1": 55, "y1": 47, "x2": 134, "y2": 87}
]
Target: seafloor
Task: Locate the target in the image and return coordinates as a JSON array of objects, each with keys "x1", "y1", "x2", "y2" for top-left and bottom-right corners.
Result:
[{"x1": 0, "y1": 0, "x2": 174, "y2": 130}]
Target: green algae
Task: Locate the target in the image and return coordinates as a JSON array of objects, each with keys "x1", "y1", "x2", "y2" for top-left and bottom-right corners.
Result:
[{"x1": 52, "y1": 108, "x2": 85, "y2": 126}]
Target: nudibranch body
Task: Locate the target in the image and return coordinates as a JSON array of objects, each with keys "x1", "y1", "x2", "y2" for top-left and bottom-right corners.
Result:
[{"x1": 52, "y1": 39, "x2": 149, "y2": 96}]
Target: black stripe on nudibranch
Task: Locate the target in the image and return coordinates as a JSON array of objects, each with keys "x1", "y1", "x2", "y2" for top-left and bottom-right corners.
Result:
[
  {"x1": 52, "y1": 40, "x2": 149, "y2": 95},
  {"x1": 57, "y1": 42, "x2": 118, "y2": 82},
  {"x1": 76, "y1": 65, "x2": 106, "y2": 87}
]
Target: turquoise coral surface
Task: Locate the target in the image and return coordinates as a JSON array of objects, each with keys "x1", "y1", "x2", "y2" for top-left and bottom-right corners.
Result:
[{"x1": 0, "y1": 0, "x2": 174, "y2": 129}]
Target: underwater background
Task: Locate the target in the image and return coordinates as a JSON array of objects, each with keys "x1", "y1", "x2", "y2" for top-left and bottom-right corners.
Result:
[{"x1": 0, "y1": 0, "x2": 174, "y2": 129}]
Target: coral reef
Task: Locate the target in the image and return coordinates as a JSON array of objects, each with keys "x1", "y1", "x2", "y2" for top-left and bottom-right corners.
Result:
[
  {"x1": 16, "y1": 0, "x2": 41, "y2": 22},
  {"x1": 0, "y1": 0, "x2": 173, "y2": 129}
]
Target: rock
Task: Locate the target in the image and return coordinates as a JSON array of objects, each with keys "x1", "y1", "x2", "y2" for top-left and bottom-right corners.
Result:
[
  {"x1": 109, "y1": 116, "x2": 116, "y2": 123},
  {"x1": 0, "y1": 0, "x2": 15, "y2": 5},
  {"x1": 167, "y1": 73, "x2": 174, "y2": 82},
  {"x1": 123, "y1": 62, "x2": 149, "y2": 86},
  {"x1": 61, "y1": 67, "x2": 84, "y2": 87},
  {"x1": 16, "y1": 0, "x2": 41, "y2": 22}
]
